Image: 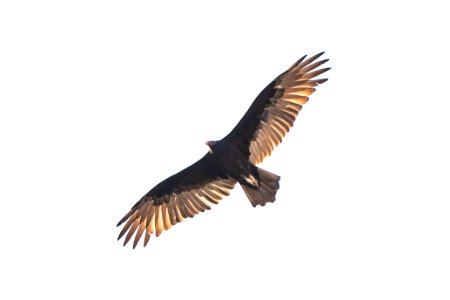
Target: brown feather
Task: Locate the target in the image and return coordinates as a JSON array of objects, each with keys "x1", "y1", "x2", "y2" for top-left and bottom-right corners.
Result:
[
  {"x1": 270, "y1": 119, "x2": 287, "y2": 137},
  {"x1": 161, "y1": 203, "x2": 172, "y2": 230},
  {"x1": 117, "y1": 209, "x2": 135, "y2": 227},
  {"x1": 167, "y1": 201, "x2": 177, "y2": 225},
  {"x1": 199, "y1": 190, "x2": 219, "y2": 204},
  {"x1": 262, "y1": 127, "x2": 277, "y2": 148},
  {"x1": 178, "y1": 199, "x2": 192, "y2": 218},
  {"x1": 296, "y1": 51, "x2": 325, "y2": 70},
  {"x1": 203, "y1": 187, "x2": 222, "y2": 200},
  {"x1": 182, "y1": 196, "x2": 197, "y2": 216},
  {"x1": 285, "y1": 87, "x2": 316, "y2": 96},
  {"x1": 276, "y1": 109, "x2": 296, "y2": 123},
  {"x1": 155, "y1": 206, "x2": 164, "y2": 237},
  {"x1": 295, "y1": 78, "x2": 328, "y2": 87},
  {"x1": 133, "y1": 221, "x2": 147, "y2": 249},
  {"x1": 143, "y1": 231, "x2": 151, "y2": 247},
  {"x1": 146, "y1": 205, "x2": 156, "y2": 234},
  {"x1": 279, "y1": 100, "x2": 302, "y2": 112},
  {"x1": 118, "y1": 210, "x2": 138, "y2": 240},
  {"x1": 174, "y1": 204, "x2": 185, "y2": 222},
  {"x1": 124, "y1": 217, "x2": 141, "y2": 246},
  {"x1": 301, "y1": 68, "x2": 331, "y2": 80},
  {"x1": 188, "y1": 196, "x2": 205, "y2": 212},
  {"x1": 184, "y1": 197, "x2": 199, "y2": 215},
  {"x1": 301, "y1": 59, "x2": 329, "y2": 74},
  {"x1": 283, "y1": 94, "x2": 309, "y2": 105},
  {"x1": 222, "y1": 180, "x2": 236, "y2": 189},
  {"x1": 272, "y1": 115, "x2": 291, "y2": 131},
  {"x1": 209, "y1": 184, "x2": 230, "y2": 196},
  {"x1": 286, "y1": 54, "x2": 307, "y2": 72},
  {"x1": 268, "y1": 126, "x2": 282, "y2": 144},
  {"x1": 281, "y1": 106, "x2": 301, "y2": 117},
  {"x1": 193, "y1": 196, "x2": 211, "y2": 211}
]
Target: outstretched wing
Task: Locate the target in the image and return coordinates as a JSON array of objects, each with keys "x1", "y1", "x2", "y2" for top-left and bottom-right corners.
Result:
[
  {"x1": 224, "y1": 52, "x2": 330, "y2": 164},
  {"x1": 117, "y1": 154, "x2": 236, "y2": 248}
]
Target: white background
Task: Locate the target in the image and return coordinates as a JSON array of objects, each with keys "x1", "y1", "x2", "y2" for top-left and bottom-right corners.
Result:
[{"x1": 1, "y1": 1, "x2": 449, "y2": 299}]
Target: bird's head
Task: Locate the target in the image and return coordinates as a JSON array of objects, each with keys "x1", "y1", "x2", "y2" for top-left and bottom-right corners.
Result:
[{"x1": 206, "y1": 140, "x2": 217, "y2": 153}]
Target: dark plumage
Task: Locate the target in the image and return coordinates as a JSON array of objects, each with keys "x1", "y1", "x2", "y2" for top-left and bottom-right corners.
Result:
[{"x1": 117, "y1": 52, "x2": 330, "y2": 248}]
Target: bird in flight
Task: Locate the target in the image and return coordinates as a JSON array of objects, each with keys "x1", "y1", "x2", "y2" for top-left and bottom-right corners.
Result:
[{"x1": 117, "y1": 52, "x2": 330, "y2": 248}]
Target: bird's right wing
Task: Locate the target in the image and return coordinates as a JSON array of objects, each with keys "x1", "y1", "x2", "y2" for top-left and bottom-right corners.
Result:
[
  {"x1": 224, "y1": 52, "x2": 330, "y2": 164},
  {"x1": 117, "y1": 155, "x2": 236, "y2": 248}
]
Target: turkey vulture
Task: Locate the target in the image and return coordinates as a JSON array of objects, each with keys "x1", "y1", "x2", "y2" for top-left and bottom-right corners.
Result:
[{"x1": 117, "y1": 52, "x2": 330, "y2": 248}]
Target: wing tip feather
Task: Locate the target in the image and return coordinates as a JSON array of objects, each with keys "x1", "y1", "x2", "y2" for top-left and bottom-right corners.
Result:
[
  {"x1": 317, "y1": 77, "x2": 329, "y2": 84},
  {"x1": 287, "y1": 54, "x2": 307, "y2": 71}
]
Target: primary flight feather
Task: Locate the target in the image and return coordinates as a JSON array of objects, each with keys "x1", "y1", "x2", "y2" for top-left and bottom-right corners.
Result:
[{"x1": 117, "y1": 52, "x2": 330, "y2": 248}]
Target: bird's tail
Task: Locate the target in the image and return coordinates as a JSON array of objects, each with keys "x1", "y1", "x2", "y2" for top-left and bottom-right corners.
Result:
[{"x1": 241, "y1": 168, "x2": 280, "y2": 207}]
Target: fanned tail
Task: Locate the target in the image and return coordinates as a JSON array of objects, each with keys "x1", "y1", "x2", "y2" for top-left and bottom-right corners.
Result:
[{"x1": 241, "y1": 168, "x2": 280, "y2": 207}]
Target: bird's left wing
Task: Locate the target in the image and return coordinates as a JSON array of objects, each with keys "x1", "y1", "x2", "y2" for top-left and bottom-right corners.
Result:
[
  {"x1": 224, "y1": 52, "x2": 330, "y2": 164},
  {"x1": 117, "y1": 155, "x2": 236, "y2": 248}
]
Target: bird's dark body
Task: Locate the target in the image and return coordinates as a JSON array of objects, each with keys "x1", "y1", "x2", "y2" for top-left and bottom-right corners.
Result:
[
  {"x1": 117, "y1": 52, "x2": 330, "y2": 247},
  {"x1": 209, "y1": 139, "x2": 257, "y2": 182},
  {"x1": 148, "y1": 139, "x2": 257, "y2": 204}
]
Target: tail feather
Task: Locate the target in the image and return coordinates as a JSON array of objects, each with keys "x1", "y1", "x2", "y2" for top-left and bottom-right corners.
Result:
[{"x1": 241, "y1": 168, "x2": 280, "y2": 207}]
